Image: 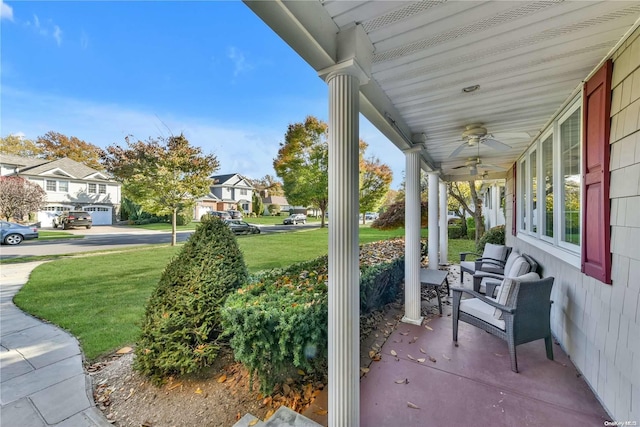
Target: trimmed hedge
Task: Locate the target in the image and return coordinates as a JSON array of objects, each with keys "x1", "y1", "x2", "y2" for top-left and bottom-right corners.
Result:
[
  {"x1": 221, "y1": 250, "x2": 405, "y2": 393},
  {"x1": 477, "y1": 225, "x2": 506, "y2": 252},
  {"x1": 448, "y1": 226, "x2": 465, "y2": 239}
]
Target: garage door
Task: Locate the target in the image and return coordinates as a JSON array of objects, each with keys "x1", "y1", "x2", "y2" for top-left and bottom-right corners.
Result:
[
  {"x1": 38, "y1": 205, "x2": 74, "y2": 227},
  {"x1": 84, "y1": 206, "x2": 113, "y2": 225}
]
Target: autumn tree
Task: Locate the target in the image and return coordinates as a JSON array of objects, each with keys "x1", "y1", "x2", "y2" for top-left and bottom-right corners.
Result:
[
  {"x1": 359, "y1": 156, "x2": 393, "y2": 224},
  {"x1": 371, "y1": 200, "x2": 428, "y2": 230},
  {"x1": 36, "y1": 131, "x2": 104, "y2": 170},
  {"x1": 448, "y1": 181, "x2": 485, "y2": 242},
  {"x1": 102, "y1": 134, "x2": 219, "y2": 245},
  {"x1": 0, "y1": 176, "x2": 47, "y2": 221},
  {"x1": 0, "y1": 135, "x2": 42, "y2": 157},
  {"x1": 250, "y1": 174, "x2": 284, "y2": 197},
  {"x1": 274, "y1": 116, "x2": 329, "y2": 227}
]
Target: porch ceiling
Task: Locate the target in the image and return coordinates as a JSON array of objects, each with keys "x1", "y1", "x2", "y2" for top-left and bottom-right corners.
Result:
[{"x1": 244, "y1": 0, "x2": 640, "y2": 180}]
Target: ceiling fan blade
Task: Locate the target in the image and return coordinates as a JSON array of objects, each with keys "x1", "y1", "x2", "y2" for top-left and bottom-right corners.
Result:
[
  {"x1": 451, "y1": 164, "x2": 469, "y2": 170},
  {"x1": 491, "y1": 132, "x2": 530, "y2": 139},
  {"x1": 479, "y1": 163, "x2": 506, "y2": 171},
  {"x1": 448, "y1": 142, "x2": 468, "y2": 158},
  {"x1": 482, "y1": 138, "x2": 512, "y2": 151}
]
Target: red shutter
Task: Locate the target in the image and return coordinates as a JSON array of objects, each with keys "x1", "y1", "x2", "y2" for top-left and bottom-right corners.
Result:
[
  {"x1": 582, "y1": 60, "x2": 612, "y2": 284},
  {"x1": 512, "y1": 163, "x2": 517, "y2": 236}
]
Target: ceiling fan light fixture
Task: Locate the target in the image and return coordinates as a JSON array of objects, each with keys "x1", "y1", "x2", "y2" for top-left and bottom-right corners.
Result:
[{"x1": 462, "y1": 84, "x2": 480, "y2": 93}]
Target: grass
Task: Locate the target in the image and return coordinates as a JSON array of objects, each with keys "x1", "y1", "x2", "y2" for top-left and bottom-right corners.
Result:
[
  {"x1": 14, "y1": 226, "x2": 475, "y2": 360},
  {"x1": 38, "y1": 231, "x2": 83, "y2": 241}
]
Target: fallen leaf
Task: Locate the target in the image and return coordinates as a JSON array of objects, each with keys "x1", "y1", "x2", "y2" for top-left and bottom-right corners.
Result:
[
  {"x1": 360, "y1": 367, "x2": 370, "y2": 374},
  {"x1": 417, "y1": 358, "x2": 426, "y2": 363},
  {"x1": 420, "y1": 348, "x2": 427, "y2": 354},
  {"x1": 167, "y1": 383, "x2": 182, "y2": 391},
  {"x1": 195, "y1": 387, "x2": 203, "y2": 394},
  {"x1": 407, "y1": 354, "x2": 416, "y2": 361},
  {"x1": 217, "y1": 375, "x2": 227, "y2": 383},
  {"x1": 394, "y1": 378, "x2": 408, "y2": 384},
  {"x1": 407, "y1": 401, "x2": 420, "y2": 409},
  {"x1": 249, "y1": 420, "x2": 259, "y2": 426},
  {"x1": 409, "y1": 336, "x2": 418, "y2": 344},
  {"x1": 425, "y1": 325, "x2": 433, "y2": 331},
  {"x1": 390, "y1": 350, "x2": 398, "y2": 357},
  {"x1": 264, "y1": 409, "x2": 275, "y2": 420},
  {"x1": 494, "y1": 353, "x2": 504, "y2": 357},
  {"x1": 428, "y1": 356, "x2": 437, "y2": 363},
  {"x1": 297, "y1": 369, "x2": 306, "y2": 376},
  {"x1": 314, "y1": 409, "x2": 328, "y2": 415},
  {"x1": 442, "y1": 354, "x2": 451, "y2": 361},
  {"x1": 283, "y1": 384, "x2": 291, "y2": 396},
  {"x1": 116, "y1": 346, "x2": 133, "y2": 354},
  {"x1": 399, "y1": 331, "x2": 409, "y2": 336},
  {"x1": 369, "y1": 350, "x2": 377, "y2": 359}
]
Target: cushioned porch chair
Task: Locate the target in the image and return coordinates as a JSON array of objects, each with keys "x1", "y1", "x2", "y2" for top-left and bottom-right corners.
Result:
[
  {"x1": 452, "y1": 273, "x2": 555, "y2": 373},
  {"x1": 473, "y1": 253, "x2": 539, "y2": 295},
  {"x1": 459, "y1": 243, "x2": 511, "y2": 285}
]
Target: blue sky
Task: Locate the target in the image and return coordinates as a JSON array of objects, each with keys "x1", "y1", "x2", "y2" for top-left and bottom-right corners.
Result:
[{"x1": 0, "y1": 1, "x2": 405, "y2": 188}]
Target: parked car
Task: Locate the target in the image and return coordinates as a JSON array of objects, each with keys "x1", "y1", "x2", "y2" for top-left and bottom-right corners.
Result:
[
  {"x1": 224, "y1": 219, "x2": 260, "y2": 235},
  {"x1": 227, "y1": 210, "x2": 243, "y2": 219},
  {"x1": 53, "y1": 211, "x2": 92, "y2": 229},
  {"x1": 207, "y1": 211, "x2": 232, "y2": 220},
  {"x1": 0, "y1": 221, "x2": 39, "y2": 245},
  {"x1": 283, "y1": 214, "x2": 307, "y2": 225}
]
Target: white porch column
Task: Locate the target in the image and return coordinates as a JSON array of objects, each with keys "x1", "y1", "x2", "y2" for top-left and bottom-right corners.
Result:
[
  {"x1": 428, "y1": 171, "x2": 440, "y2": 269},
  {"x1": 401, "y1": 147, "x2": 423, "y2": 325},
  {"x1": 439, "y1": 179, "x2": 448, "y2": 265},
  {"x1": 325, "y1": 70, "x2": 362, "y2": 427}
]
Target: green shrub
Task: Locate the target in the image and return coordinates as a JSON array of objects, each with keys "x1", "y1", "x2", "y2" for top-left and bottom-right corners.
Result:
[
  {"x1": 134, "y1": 216, "x2": 248, "y2": 383},
  {"x1": 222, "y1": 246, "x2": 405, "y2": 393},
  {"x1": 466, "y1": 217, "x2": 475, "y2": 229},
  {"x1": 448, "y1": 226, "x2": 464, "y2": 239},
  {"x1": 477, "y1": 225, "x2": 506, "y2": 252},
  {"x1": 176, "y1": 212, "x2": 192, "y2": 226},
  {"x1": 467, "y1": 227, "x2": 476, "y2": 240}
]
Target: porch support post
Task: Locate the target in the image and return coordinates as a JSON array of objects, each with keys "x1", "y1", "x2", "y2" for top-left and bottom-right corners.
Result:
[
  {"x1": 325, "y1": 69, "x2": 362, "y2": 427},
  {"x1": 439, "y1": 179, "x2": 448, "y2": 265},
  {"x1": 401, "y1": 146, "x2": 423, "y2": 325},
  {"x1": 428, "y1": 171, "x2": 440, "y2": 269}
]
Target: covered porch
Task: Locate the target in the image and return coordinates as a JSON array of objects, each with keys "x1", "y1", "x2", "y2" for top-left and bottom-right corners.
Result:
[{"x1": 243, "y1": 1, "x2": 640, "y2": 425}]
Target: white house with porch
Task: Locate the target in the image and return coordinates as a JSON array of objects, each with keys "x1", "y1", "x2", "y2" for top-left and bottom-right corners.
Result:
[
  {"x1": 0, "y1": 154, "x2": 121, "y2": 226},
  {"x1": 244, "y1": 1, "x2": 640, "y2": 425}
]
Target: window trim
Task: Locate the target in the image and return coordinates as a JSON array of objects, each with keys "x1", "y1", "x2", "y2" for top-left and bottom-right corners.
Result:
[
  {"x1": 540, "y1": 128, "x2": 554, "y2": 244},
  {"x1": 88, "y1": 183, "x2": 97, "y2": 194}
]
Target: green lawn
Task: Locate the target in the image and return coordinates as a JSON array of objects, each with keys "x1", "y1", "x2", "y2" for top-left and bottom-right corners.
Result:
[
  {"x1": 14, "y1": 227, "x2": 475, "y2": 360},
  {"x1": 38, "y1": 231, "x2": 84, "y2": 241}
]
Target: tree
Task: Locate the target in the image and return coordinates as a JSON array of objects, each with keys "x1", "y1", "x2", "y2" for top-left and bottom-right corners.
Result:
[
  {"x1": 0, "y1": 176, "x2": 47, "y2": 221},
  {"x1": 448, "y1": 181, "x2": 485, "y2": 242},
  {"x1": 274, "y1": 116, "x2": 329, "y2": 227},
  {"x1": 36, "y1": 131, "x2": 104, "y2": 170},
  {"x1": 102, "y1": 134, "x2": 219, "y2": 245},
  {"x1": 0, "y1": 135, "x2": 42, "y2": 157},
  {"x1": 250, "y1": 174, "x2": 284, "y2": 197},
  {"x1": 359, "y1": 156, "x2": 392, "y2": 224},
  {"x1": 370, "y1": 200, "x2": 428, "y2": 230},
  {"x1": 251, "y1": 192, "x2": 264, "y2": 216}
]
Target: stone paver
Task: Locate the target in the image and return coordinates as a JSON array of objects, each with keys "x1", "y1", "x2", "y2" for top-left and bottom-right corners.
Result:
[{"x1": 0, "y1": 262, "x2": 110, "y2": 426}]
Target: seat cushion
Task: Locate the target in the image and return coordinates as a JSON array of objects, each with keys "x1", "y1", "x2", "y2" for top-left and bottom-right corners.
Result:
[
  {"x1": 506, "y1": 256, "x2": 531, "y2": 278},
  {"x1": 460, "y1": 298, "x2": 505, "y2": 330},
  {"x1": 460, "y1": 260, "x2": 475, "y2": 274},
  {"x1": 483, "y1": 243, "x2": 507, "y2": 261},
  {"x1": 502, "y1": 251, "x2": 520, "y2": 277},
  {"x1": 493, "y1": 272, "x2": 540, "y2": 319}
]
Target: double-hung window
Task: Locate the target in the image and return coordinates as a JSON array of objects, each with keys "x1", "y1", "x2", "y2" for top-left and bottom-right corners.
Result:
[{"x1": 517, "y1": 97, "x2": 581, "y2": 254}]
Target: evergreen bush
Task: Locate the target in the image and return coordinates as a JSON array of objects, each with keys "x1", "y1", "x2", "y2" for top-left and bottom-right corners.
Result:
[
  {"x1": 222, "y1": 247, "x2": 405, "y2": 393},
  {"x1": 477, "y1": 225, "x2": 506, "y2": 252},
  {"x1": 448, "y1": 226, "x2": 464, "y2": 239},
  {"x1": 134, "y1": 216, "x2": 248, "y2": 382},
  {"x1": 467, "y1": 227, "x2": 476, "y2": 240}
]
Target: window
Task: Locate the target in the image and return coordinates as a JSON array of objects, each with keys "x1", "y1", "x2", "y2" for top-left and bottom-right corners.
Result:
[
  {"x1": 517, "y1": 97, "x2": 581, "y2": 254},
  {"x1": 58, "y1": 181, "x2": 69, "y2": 192},
  {"x1": 541, "y1": 134, "x2": 554, "y2": 239},
  {"x1": 46, "y1": 180, "x2": 56, "y2": 191},
  {"x1": 560, "y1": 108, "x2": 581, "y2": 246},
  {"x1": 240, "y1": 188, "x2": 247, "y2": 195},
  {"x1": 88, "y1": 183, "x2": 97, "y2": 193},
  {"x1": 98, "y1": 184, "x2": 106, "y2": 194}
]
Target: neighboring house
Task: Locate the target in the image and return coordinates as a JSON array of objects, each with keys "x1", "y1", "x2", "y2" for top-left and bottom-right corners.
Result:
[
  {"x1": 479, "y1": 180, "x2": 506, "y2": 230},
  {"x1": 0, "y1": 154, "x2": 121, "y2": 226},
  {"x1": 194, "y1": 173, "x2": 253, "y2": 219},
  {"x1": 261, "y1": 193, "x2": 291, "y2": 215}
]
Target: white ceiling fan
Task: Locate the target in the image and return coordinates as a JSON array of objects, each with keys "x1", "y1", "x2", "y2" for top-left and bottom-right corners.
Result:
[
  {"x1": 448, "y1": 123, "x2": 530, "y2": 158},
  {"x1": 451, "y1": 157, "x2": 506, "y2": 176}
]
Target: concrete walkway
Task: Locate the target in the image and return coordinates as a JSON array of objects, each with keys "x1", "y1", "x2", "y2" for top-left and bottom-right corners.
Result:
[{"x1": 0, "y1": 262, "x2": 110, "y2": 426}]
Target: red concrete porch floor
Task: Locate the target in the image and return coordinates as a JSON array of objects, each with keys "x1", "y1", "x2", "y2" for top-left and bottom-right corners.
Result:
[{"x1": 305, "y1": 297, "x2": 610, "y2": 426}]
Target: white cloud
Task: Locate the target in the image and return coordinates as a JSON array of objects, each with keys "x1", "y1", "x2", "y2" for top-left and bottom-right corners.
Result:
[
  {"x1": 24, "y1": 13, "x2": 63, "y2": 46},
  {"x1": 227, "y1": 46, "x2": 253, "y2": 79},
  {"x1": 53, "y1": 25, "x2": 62, "y2": 46},
  {"x1": 1, "y1": 1, "x2": 14, "y2": 21}
]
